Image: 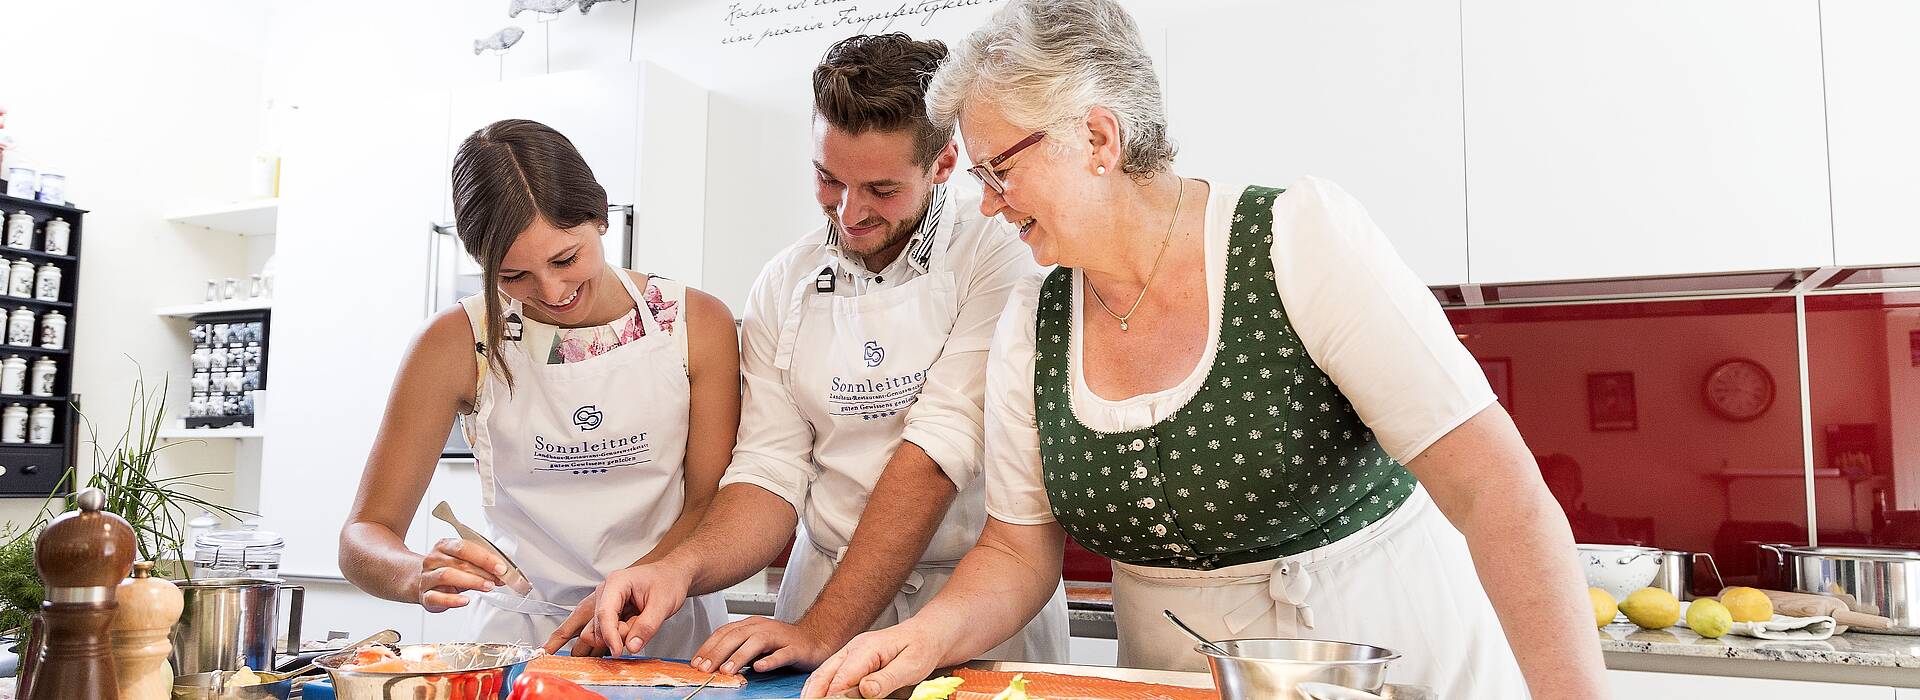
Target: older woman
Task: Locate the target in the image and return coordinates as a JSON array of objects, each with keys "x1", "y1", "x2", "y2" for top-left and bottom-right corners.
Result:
[{"x1": 803, "y1": 1, "x2": 1607, "y2": 698}]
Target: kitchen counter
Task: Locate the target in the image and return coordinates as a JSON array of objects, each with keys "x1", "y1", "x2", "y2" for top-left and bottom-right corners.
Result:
[
  {"x1": 723, "y1": 572, "x2": 1120, "y2": 638},
  {"x1": 1599, "y1": 622, "x2": 1920, "y2": 687}
]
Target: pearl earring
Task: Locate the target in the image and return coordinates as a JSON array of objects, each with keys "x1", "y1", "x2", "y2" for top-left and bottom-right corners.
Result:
[{"x1": 1096, "y1": 165, "x2": 1107, "y2": 175}]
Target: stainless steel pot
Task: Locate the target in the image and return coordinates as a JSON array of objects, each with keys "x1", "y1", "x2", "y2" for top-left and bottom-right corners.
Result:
[
  {"x1": 1198, "y1": 639, "x2": 1398, "y2": 699},
  {"x1": 1760, "y1": 544, "x2": 1920, "y2": 635},
  {"x1": 171, "y1": 577, "x2": 305, "y2": 675},
  {"x1": 1651, "y1": 550, "x2": 1723, "y2": 601}
]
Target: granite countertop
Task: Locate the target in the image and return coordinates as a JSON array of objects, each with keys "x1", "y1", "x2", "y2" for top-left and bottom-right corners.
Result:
[{"x1": 1599, "y1": 621, "x2": 1920, "y2": 668}]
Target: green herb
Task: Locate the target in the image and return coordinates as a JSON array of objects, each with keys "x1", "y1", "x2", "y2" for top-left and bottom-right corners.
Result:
[{"x1": 0, "y1": 373, "x2": 255, "y2": 646}]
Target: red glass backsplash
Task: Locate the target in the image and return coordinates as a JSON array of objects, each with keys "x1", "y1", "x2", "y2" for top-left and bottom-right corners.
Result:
[{"x1": 1057, "y1": 291, "x2": 1915, "y2": 586}]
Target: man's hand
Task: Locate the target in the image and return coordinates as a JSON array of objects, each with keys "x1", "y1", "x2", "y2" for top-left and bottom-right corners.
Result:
[
  {"x1": 542, "y1": 561, "x2": 694, "y2": 656},
  {"x1": 801, "y1": 621, "x2": 947, "y2": 699},
  {"x1": 690, "y1": 616, "x2": 839, "y2": 676}
]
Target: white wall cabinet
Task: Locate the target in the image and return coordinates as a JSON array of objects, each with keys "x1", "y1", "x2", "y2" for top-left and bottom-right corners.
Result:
[
  {"x1": 446, "y1": 63, "x2": 708, "y2": 284},
  {"x1": 1164, "y1": 0, "x2": 1469, "y2": 286},
  {"x1": 1461, "y1": 0, "x2": 1832, "y2": 283},
  {"x1": 1823, "y1": 0, "x2": 1920, "y2": 267}
]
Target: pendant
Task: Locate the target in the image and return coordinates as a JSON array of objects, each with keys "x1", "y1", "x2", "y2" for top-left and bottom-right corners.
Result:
[{"x1": 1119, "y1": 320, "x2": 1129, "y2": 331}]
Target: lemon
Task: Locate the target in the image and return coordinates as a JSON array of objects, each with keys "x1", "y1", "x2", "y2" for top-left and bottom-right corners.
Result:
[
  {"x1": 1720, "y1": 586, "x2": 1774, "y2": 622},
  {"x1": 1687, "y1": 598, "x2": 1733, "y2": 638},
  {"x1": 1618, "y1": 587, "x2": 1681, "y2": 630},
  {"x1": 1588, "y1": 587, "x2": 1617, "y2": 627}
]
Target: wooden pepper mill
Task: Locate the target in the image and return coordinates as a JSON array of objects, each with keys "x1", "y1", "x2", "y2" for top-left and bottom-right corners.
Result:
[
  {"x1": 111, "y1": 562, "x2": 183, "y2": 700},
  {"x1": 27, "y1": 487, "x2": 136, "y2": 700}
]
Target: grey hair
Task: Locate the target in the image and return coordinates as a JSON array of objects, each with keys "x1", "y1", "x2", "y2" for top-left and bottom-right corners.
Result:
[{"x1": 927, "y1": 0, "x2": 1176, "y2": 177}]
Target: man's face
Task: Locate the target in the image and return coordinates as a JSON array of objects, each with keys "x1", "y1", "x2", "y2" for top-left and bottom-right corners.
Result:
[{"x1": 812, "y1": 116, "x2": 956, "y2": 267}]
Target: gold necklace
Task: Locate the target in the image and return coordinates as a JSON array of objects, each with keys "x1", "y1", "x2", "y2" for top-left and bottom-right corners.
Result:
[{"x1": 1088, "y1": 177, "x2": 1185, "y2": 332}]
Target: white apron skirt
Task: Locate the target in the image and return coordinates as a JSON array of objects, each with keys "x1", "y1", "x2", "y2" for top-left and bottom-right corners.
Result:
[
  {"x1": 775, "y1": 527, "x2": 1069, "y2": 662},
  {"x1": 459, "y1": 272, "x2": 727, "y2": 654},
  {"x1": 1112, "y1": 486, "x2": 1528, "y2": 698}
]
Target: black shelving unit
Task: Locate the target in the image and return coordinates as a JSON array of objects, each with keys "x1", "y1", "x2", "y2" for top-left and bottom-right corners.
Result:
[{"x1": 0, "y1": 192, "x2": 83, "y2": 497}]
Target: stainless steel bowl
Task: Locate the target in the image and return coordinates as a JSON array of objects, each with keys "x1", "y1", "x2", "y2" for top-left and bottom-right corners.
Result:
[
  {"x1": 1198, "y1": 638, "x2": 1399, "y2": 699},
  {"x1": 1762, "y1": 544, "x2": 1920, "y2": 635},
  {"x1": 314, "y1": 643, "x2": 543, "y2": 700}
]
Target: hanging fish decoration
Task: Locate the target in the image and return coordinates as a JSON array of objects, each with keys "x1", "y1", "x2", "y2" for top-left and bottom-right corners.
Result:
[
  {"x1": 507, "y1": 0, "x2": 578, "y2": 17},
  {"x1": 577, "y1": 0, "x2": 633, "y2": 14},
  {"x1": 473, "y1": 26, "x2": 526, "y2": 54}
]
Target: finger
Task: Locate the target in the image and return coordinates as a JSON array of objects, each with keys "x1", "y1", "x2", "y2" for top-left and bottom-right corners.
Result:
[
  {"x1": 720, "y1": 633, "x2": 776, "y2": 675},
  {"x1": 424, "y1": 567, "x2": 497, "y2": 595},
  {"x1": 422, "y1": 554, "x2": 503, "y2": 589},
  {"x1": 855, "y1": 645, "x2": 932, "y2": 700},
  {"x1": 623, "y1": 588, "x2": 681, "y2": 655},
  {"x1": 422, "y1": 589, "x2": 471, "y2": 610},
  {"x1": 693, "y1": 620, "x2": 755, "y2": 672},
  {"x1": 543, "y1": 605, "x2": 595, "y2": 654},
  {"x1": 751, "y1": 644, "x2": 808, "y2": 673},
  {"x1": 432, "y1": 538, "x2": 508, "y2": 582},
  {"x1": 594, "y1": 578, "x2": 631, "y2": 658},
  {"x1": 801, "y1": 649, "x2": 848, "y2": 698},
  {"x1": 823, "y1": 645, "x2": 883, "y2": 698}
]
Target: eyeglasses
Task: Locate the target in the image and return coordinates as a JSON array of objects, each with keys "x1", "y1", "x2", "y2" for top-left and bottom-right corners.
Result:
[{"x1": 966, "y1": 131, "x2": 1046, "y2": 196}]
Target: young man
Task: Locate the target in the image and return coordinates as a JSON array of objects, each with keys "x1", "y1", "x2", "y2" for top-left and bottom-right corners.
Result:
[{"x1": 545, "y1": 33, "x2": 1069, "y2": 673}]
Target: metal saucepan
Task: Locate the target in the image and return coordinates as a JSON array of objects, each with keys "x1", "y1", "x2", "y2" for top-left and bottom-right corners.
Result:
[
  {"x1": 1760, "y1": 544, "x2": 1920, "y2": 635},
  {"x1": 1197, "y1": 638, "x2": 1399, "y2": 699},
  {"x1": 315, "y1": 642, "x2": 543, "y2": 700},
  {"x1": 172, "y1": 577, "x2": 306, "y2": 676},
  {"x1": 1650, "y1": 549, "x2": 1724, "y2": 601}
]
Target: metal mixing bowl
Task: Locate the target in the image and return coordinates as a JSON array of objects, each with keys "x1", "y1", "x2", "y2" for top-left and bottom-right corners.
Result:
[
  {"x1": 1197, "y1": 638, "x2": 1399, "y2": 699},
  {"x1": 314, "y1": 642, "x2": 543, "y2": 700}
]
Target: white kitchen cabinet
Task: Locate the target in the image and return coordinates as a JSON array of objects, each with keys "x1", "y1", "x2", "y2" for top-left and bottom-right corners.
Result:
[
  {"x1": 1823, "y1": 0, "x2": 1920, "y2": 267},
  {"x1": 1163, "y1": 0, "x2": 1469, "y2": 285},
  {"x1": 1461, "y1": 0, "x2": 1832, "y2": 283},
  {"x1": 1608, "y1": 670, "x2": 1894, "y2": 699},
  {"x1": 446, "y1": 62, "x2": 708, "y2": 283},
  {"x1": 260, "y1": 88, "x2": 451, "y2": 578}
]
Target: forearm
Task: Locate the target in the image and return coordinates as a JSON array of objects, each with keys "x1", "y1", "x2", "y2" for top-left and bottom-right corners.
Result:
[
  {"x1": 1457, "y1": 487, "x2": 1609, "y2": 698},
  {"x1": 797, "y1": 442, "x2": 956, "y2": 644},
  {"x1": 631, "y1": 501, "x2": 708, "y2": 567},
  {"x1": 663, "y1": 483, "x2": 799, "y2": 595},
  {"x1": 339, "y1": 520, "x2": 427, "y2": 604},
  {"x1": 900, "y1": 521, "x2": 1063, "y2": 668}
]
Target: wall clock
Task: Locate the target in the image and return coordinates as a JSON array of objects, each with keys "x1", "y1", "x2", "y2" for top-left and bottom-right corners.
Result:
[{"x1": 1703, "y1": 358, "x2": 1774, "y2": 422}]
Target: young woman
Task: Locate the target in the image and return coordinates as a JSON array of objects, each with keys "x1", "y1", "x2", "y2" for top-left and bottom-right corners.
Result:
[{"x1": 339, "y1": 119, "x2": 738, "y2": 653}]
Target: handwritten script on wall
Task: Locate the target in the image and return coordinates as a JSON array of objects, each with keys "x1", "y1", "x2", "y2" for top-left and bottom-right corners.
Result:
[{"x1": 721, "y1": 0, "x2": 1005, "y2": 48}]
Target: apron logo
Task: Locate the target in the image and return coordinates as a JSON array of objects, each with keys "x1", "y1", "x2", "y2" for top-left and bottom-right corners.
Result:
[
  {"x1": 863, "y1": 341, "x2": 885, "y2": 367},
  {"x1": 572, "y1": 405, "x2": 603, "y2": 431}
]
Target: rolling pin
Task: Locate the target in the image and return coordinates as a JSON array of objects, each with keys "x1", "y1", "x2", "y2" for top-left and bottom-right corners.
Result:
[{"x1": 1720, "y1": 588, "x2": 1894, "y2": 633}]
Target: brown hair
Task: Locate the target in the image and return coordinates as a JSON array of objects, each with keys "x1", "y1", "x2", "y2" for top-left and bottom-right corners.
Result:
[
  {"x1": 450, "y1": 118, "x2": 608, "y2": 389},
  {"x1": 813, "y1": 33, "x2": 952, "y2": 166}
]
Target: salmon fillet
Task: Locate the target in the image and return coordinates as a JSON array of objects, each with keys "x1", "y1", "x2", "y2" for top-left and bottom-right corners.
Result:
[
  {"x1": 950, "y1": 669, "x2": 1217, "y2": 700},
  {"x1": 526, "y1": 657, "x2": 747, "y2": 688}
]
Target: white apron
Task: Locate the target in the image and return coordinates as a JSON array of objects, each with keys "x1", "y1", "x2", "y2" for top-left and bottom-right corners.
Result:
[
  {"x1": 459, "y1": 272, "x2": 725, "y2": 652},
  {"x1": 1112, "y1": 487, "x2": 1528, "y2": 698},
  {"x1": 767, "y1": 238, "x2": 1068, "y2": 662}
]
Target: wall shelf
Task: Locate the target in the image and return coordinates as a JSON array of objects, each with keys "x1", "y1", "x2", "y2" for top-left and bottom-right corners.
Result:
[
  {"x1": 155, "y1": 299, "x2": 273, "y2": 318},
  {"x1": 165, "y1": 199, "x2": 279, "y2": 237},
  {"x1": 159, "y1": 426, "x2": 264, "y2": 441}
]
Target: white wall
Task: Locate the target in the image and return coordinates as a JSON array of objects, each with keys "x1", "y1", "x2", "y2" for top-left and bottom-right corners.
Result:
[{"x1": 0, "y1": 1, "x2": 271, "y2": 529}]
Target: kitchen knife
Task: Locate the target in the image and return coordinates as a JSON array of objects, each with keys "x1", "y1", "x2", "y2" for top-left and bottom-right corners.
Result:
[{"x1": 432, "y1": 501, "x2": 533, "y2": 595}]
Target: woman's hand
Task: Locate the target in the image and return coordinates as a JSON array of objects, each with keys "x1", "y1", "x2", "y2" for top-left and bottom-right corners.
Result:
[
  {"x1": 801, "y1": 621, "x2": 947, "y2": 699},
  {"x1": 416, "y1": 538, "x2": 507, "y2": 612}
]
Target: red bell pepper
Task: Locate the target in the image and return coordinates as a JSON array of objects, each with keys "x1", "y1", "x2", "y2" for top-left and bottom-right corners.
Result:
[{"x1": 507, "y1": 672, "x2": 607, "y2": 700}]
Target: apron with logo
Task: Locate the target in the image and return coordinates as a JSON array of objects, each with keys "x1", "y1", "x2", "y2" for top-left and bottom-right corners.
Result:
[
  {"x1": 765, "y1": 230, "x2": 1067, "y2": 662},
  {"x1": 459, "y1": 272, "x2": 725, "y2": 652}
]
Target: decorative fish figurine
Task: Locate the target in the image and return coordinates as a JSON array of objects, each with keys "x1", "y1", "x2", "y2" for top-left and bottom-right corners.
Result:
[
  {"x1": 473, "y1": 26, "x2": 526, "y2": 55},
  {"x1": 507, "y1": 0, "x2": 577, "y2": 17},
  {"x1": 577, "y1": 0, "x2": 632, "y2": 14}
]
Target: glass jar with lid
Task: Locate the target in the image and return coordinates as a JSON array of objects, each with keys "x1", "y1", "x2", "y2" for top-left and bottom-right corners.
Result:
[{"x1": 193, "y1": 525, "x2": 286, "y2": 579}]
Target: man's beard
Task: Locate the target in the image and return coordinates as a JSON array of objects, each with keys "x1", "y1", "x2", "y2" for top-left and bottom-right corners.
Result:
[{"x1": 827, "y1": 192, "x2": 931, "y2": 263}]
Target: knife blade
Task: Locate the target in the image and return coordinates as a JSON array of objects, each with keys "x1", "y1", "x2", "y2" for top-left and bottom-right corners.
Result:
[{"x1": 431, "y1": 501, "x2": 533, "y2": 595}]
